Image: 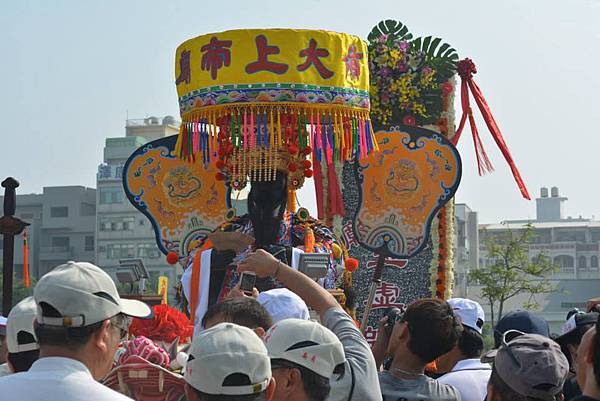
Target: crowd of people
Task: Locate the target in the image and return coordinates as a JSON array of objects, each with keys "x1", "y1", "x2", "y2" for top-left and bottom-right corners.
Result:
[{"x1": 0, "y1": 255, "x2": 599, "y2": 401}]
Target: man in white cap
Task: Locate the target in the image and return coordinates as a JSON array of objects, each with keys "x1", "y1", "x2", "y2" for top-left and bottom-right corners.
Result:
[
  {"x1": 437, "y1": 298, "x2": 491, "y2": 401},
  {"x1": 265, "y1": 318, "x2": 345, "y2": 401},
  {"x1": 239, "y1": 249, "x2": 382, "y2": 401},
  {"x1": 184, "y1": 322, "x2": 275, "y2": 401},
  {"x1": 4, "y1": 297, "x2": 39, "y2": 374},
  {"x1": 0, "y1": 314, "x2": 8, "y2": 376},
  {"x1": 257, "y1": 288, "x2": 310, "y2": 323},
  {"x1": 0, "y1": 261, "x2": 152, "y2": 401}
]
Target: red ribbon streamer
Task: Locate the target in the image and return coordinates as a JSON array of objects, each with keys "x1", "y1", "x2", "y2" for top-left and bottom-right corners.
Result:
[{"x1": 452, "y1": 58, "x2": 531, "y2": 200}]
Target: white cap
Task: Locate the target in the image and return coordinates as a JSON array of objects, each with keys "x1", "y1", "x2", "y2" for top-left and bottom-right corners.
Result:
[
  {"x1": 7, "y1": 297, "x2": 38, "y2": 353},
  {"x1": 34, "y1": 261, "x2": 152, "y2": 327},
  {"x1": 0, "y1": 316, "x2": 6, "y2": 336},
  {"x1": 257, "y1": 288, "x2": 310, "y2": 323},
  {"x1": 265, "y1": 318, "x2": 345, "y2": 378},
  {"x1": 185, "y1": 322, "x2": 271, "y2": 395},
  {"x1": 448, "y1": 298, "x2": 485, "y2": 334}
]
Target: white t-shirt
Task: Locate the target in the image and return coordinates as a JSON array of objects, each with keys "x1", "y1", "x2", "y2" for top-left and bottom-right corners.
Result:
[
  {"x1": 0, "y1": 357, "x2": 133, "y2": 401},
  {"x1": 437, "y1": 358, "x2": 491, "y2": 401}
]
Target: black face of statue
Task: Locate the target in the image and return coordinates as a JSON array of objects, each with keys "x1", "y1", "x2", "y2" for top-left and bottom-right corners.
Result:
[{"x1": 248, "y1": 171, "x2": 288, "y2": 248}]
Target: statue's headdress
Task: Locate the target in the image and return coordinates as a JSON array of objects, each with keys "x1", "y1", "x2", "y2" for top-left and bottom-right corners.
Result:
[{"x1": 173, "y1": 29, "x2": 376, "y2": 198}]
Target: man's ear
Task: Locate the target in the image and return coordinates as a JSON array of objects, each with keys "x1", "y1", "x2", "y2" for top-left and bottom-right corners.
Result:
[
  {"x1": 289, "y1": 368, "x2": 303, "y2": 390},
  {"x1": 487, "y1": 383, "x2": 499, "y2": 401},
  {"x1": 265, "y1": 377, "x2": 276, "y2": 401},
  {"x1": 585, "y1": 333, "x2": 596, "y2": 363},
  {"x1": 94, "y1": 320, "x2": 112, "y2": 353},
  {"x1": 254, "y1": 327, "x2": 266, "y2": 339}
]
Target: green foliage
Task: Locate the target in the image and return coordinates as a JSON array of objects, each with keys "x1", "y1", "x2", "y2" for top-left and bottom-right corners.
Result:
[
  {"x1": 469, "y1": 224, "x2": 558, "y2": 326},
  {"x1": 411, "y1": 36, "x2": 458, "y2": 81},
  {"x1": 367, "y1": 20, "x2": 413, "y2": 43},
  {"x1": 0, "y1": 274, "x2": 36, "y2": 312},
  {"x1": 367, "y1": 20, "x2": 459, "y2": 128}
]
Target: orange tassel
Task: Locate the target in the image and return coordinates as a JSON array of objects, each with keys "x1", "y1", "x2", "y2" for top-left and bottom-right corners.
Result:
[
  {"x1": 304, "y1": 227, "x2": 315, "y2": 253},
  {"x1": 287, "y1": 189, "x2": 297, "y2": 213}
]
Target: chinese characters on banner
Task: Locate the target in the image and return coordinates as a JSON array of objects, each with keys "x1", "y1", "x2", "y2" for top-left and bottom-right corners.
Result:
[
  {"x1": 174, "y1": 29, "x2": 369, "y2": 97},
  {"x1": 363, "y1": 281, "x2": 406, "y2": 345}
]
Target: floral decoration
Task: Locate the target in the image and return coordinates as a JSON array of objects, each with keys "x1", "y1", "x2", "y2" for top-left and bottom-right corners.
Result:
[
  {"x1": 368, "y1": 20, "x2": 459, "y2": 130},
  {"x1": 129, "y1": 304, "x2": 194, "y2": 344}
]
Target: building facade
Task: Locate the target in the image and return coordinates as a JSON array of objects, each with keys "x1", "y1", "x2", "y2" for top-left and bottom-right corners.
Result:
[
  {"x1": 0, "y1": 186, "x2": 96, "y2": 280},
  {"x1": 467, "y1": 187, "x2": 600, "y2": 332},
  {"x1": 453, "y1": 203, "x2": 479, "y2": 298},
  {"x1": 96, "y1": 117, "x2": 180, "y2": 291}
]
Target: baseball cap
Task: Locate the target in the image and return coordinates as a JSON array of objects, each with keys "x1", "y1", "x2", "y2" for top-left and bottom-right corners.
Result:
[
  {"x1": 34, "y1": 261, "x2": 152, "y2": 327},
  {"x1": 265, "y1": 318, "x2": 345, "y2": 378},
  {"x1": 448, "y1": 298, "x2": 485, "y2": 334},
  {"x1": 0, "y1": 315, "x2": 6, "y2": 337},
  {"x1": 494, "y1": 310, "x2": 550, "y2": 347},
  {"x1": 185, "y1": 322, "x2": 271, "y2": 395},
  {"x1": 556, "y1": 311, "x2": 599, "y2": 342},
  {"x1": 257, "y1": 288, "x2": 310, "y2": 323},
  {"x1": 7, "y1": 297, "x2": 39, "y2": 353},
  {"x1": 483, "y1": 332, "x2": 569, "y2": 401}
]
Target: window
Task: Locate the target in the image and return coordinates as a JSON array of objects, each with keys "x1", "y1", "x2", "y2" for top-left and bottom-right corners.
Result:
[
  {"x1": 99, "y1": 187, "x2": 123, "y2": 204},
  {"x1": 106, "y1": 244, "x2": 136, "y2": 259},
  {"x1": 592, "y1": 256, "x2": 599, "y2": 268},
  {"x1": 50, "y1": 206, "x2": 69, "y2": 217},
  {"x1": 138, "y1": 243, "x2": 160, "y2": 259},
  {"x1": 99, "y1": 217, "x2": 135, "y2": 231},
  {"x1": 51, "y1": 236, "x2": 70, "y2": 249},
  {"x1": 579, "y1": 256, "x2": 587, "y2": 269},
  {"x1": 555, "y1": 230, "x2": 586, "y2": 242},
  {"x1": 80, "y1": 203, "x2": 96, "y2": 216},
  {"x1": 85, "y1": 236, "x2": 94, "y2": 251},
  {"x1": 553, "y1": 255, "x2": 574, "y2": 269}
]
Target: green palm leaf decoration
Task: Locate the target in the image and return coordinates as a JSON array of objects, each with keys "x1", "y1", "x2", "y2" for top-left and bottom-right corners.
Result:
[
  {"x1": 367, "y1": 19, "x2": 413, "y2": 43},
  {"x1": 411, "y1": 36, "x2": 459, "y2": 80}
]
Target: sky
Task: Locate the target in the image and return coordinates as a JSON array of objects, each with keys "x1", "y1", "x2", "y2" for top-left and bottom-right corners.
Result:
[{"x1": 1, "y1": 0, "x2": 599, "y2": 224}]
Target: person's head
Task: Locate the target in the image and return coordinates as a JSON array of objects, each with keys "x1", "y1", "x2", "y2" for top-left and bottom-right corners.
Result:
[
  {"x1": 265, "y1": 319, "x2": 346, "y2": 401},
  {"x1": 202, "y1": 297, "x2": 273, "y2": 338},
  {"x1": 257, "y1": 289, "x2": 309, "y2": 323},
  {"x1": 575, "y1": 313, "x2": 599, "y2": 393},
  {"x1": 184, "y1": 322, "x2": 275, "y2": 401},
  {"x1": 485, "y1": 332, "x2": 569, "y2": 401},
  {"x1": 387, "y1": 298, "x2": 462, "y2": 365},
  {"x1": 556, "y1": 311, "x2": 598, "y2": 372},
  {"x1": 6, "y1": 296, "x2": 39, "y2": 372},
  {"x1": 437, "y1": 298, "x2": 485, "y2": 372},
  {"x1": 248, "y1": 171, "x2": 288, "y2": 247},
  {"x1": 33, "y1": 261, "x2": 151, "y2": 379},
  {"x1": 494, "y1": 311, "x2": 550, "y2": 348}
]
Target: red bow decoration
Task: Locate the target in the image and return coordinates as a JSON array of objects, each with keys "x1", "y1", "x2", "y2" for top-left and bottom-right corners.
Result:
[{"x1": 452, "y1": 58, "x2": 531, "y2": 200}]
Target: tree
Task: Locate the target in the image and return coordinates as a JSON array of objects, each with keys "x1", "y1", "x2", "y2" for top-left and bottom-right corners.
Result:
[
  {"x1": 0, "y1": 274, "x2": 36, "y2": 313},
  {"x1": 469, "y1": 223, "x2": 558, "y2": 326}
]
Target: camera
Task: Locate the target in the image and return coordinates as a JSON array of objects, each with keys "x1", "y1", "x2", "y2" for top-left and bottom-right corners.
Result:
[
  {"x1": 384, "y1": 307, "x2": 403, "y2": 337},
  {"x1": 239, "y1": 272, "x2": 256, "y2": 295}
]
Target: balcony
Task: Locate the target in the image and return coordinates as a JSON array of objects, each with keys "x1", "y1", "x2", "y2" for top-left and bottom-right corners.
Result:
[{"x1": 40, "y1": 246, "x2": 73, "y2": 261}]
